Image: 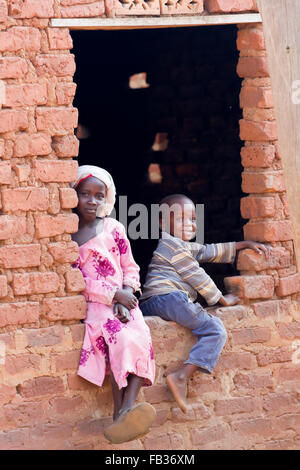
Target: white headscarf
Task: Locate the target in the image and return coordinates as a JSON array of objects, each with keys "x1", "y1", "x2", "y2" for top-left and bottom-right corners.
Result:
[{"x1": 71, "y1": 165, "x2": 116, "y2": 217}]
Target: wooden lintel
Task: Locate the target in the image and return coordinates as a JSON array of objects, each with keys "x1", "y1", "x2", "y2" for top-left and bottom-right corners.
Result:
[{"x1": 51, "y1": 13, "x2": 262, "y2": 30}]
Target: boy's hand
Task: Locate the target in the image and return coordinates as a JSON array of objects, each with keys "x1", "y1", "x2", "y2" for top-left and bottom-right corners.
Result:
[
  {"x1": 219, "y1": 294, "x2": 240, "y2": 307},
  {"x1": 113, "y1": 303, "x2": 130, "y2": 323},
  {"x1": 236, "y1": 240, "x2": 271, "y2": 258},
  {"x1": 113, "y1": 288, "x2": 137, "y2": 310}
]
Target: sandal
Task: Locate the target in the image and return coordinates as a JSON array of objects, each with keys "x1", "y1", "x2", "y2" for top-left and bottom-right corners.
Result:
[{"x1": 104, "y1": 402, "x2": 156, "y2": 444}]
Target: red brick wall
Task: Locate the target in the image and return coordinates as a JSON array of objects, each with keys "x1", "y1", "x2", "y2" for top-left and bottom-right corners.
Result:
[{"x1": 0, "y1": 0, "x2": 299, "y2": 450}]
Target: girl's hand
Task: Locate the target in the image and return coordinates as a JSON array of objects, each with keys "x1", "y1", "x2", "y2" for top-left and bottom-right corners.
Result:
[
  {"x1": 219, "y1": 294, "x2": 240, "y2": 307},
  {"x1": 114, "y1": 303, "x2": 130, "y2": 323},
  {"x1": 113, "y1": 289, "x2": 137, "y2": 310},
  {"x1": 236, "y1": 241, "x2": 271, "y2": 258}
]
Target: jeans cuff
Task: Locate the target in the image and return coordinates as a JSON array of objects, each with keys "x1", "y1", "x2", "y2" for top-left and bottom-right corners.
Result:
[{"x1": 184, "y1": 360, "x2": 213, "y2": 374}]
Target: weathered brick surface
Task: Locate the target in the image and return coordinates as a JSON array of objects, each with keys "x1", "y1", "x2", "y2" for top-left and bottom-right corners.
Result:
[{"x1": 1, "y1": 188, "x2": 49, "y2": 212}]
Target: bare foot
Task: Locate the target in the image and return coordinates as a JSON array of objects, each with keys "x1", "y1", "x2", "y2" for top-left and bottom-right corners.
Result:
[{"x1": 166, "y1": 372, "x2": 188, "y2": 413}]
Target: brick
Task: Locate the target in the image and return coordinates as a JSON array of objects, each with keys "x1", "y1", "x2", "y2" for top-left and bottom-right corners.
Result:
[
  {"x1": 0, "y1": 275, "x2": 7, "y2": 298},
  {"x1": 216, "y1": 352, "x2": 257, "y2": 371},
  {"x1": 34, "y1": 54, "x2": 75, "y2": 77},
  {"x1": 0, "y1": 385, "x2": 16, "y2": 406},
  {"x1": 277, "y1": 414, "x2": 300, "y2": 432},
  {"x1": 49, "y1": 395, "x2": 85, "y2": 415},
  {"x1": 233, "y1": 372, "x2": 273, "y2": 390},
  {"x1": 231, "y1": 418, "x2": 273, "y2": 437},
  {"x1": 205, "y1": 0, "x2": 257, "y2": 13},
  {"x1": 59, "y1": 188, "x2": 78, "y2": 209},
  {"x1": 240, "y1": 196, "x2": 275, "y2": 218},
  {"x1": 5, "y1": 83, "x2": 47, "y2": 107},
  {"x1": 231, "y1": 327, "x2": 271, "y2": 345},
  {"x1": 42, "y1": 295, "x2": 86, "y2": 321},
  {"x1": 160, "y1": 0, "x2": 203, "y2": 15},
  {"x1": 257, "y1": 347, "x2": 292, "y2": 366},
  {"x1": 241, "y1": 145, "x2": 275, "y2": 168},
  {"x1": 5, "y1": 353, "x2": 41, "y2": 374},
  {"x1": 59, "y1": 2, "x2": 105, "y2": 17},
  {"x1": 0, "y1": 161, "x2": 12, "y2": 184},
  {"x1": 55, "y1": 82, "x2": 77, "y2": 105},
  {"x1": 252, "y1": 299, "x2": 291, "y2": 319},
  {"x1": 36, "y1": 107, "x2": 78, "y2": 132},
  {"x1": 9, "y1": 0, "x2": 55, "y2": 18},
  {"x1": 242, "y1": 171, "x2": 285, "y2": 193},
  {"x1": 0, "y1": 109, "x2": 28, "y2": 133},
  {"x1": 0, "y1": 302, "x2": 39, "y2": 328},
  {"x1": 214, "y1": 396, "x2": 260, "y2": 415},
  {"x1": 35, "y1": 213, "x2": 78, "y2": 238},
  {"x1": 29, "y1": 423, "x2": 73, "y2": 450},
  {"x1": 13, "y1": 164, "x2": 31, "y2": 182},
  {"x1": 1, "y1": 188, "x2": 49, "y2": 212},
  {"x1": 18, "y1": 376, "x2": 64, "y2": 398},
  {"x1": 24, "y1": 325, "x2": 64, "y2": 347},
  {"x1": 0, "y1": 0, "x2": 8, "y2": 22},
  {"x1": 191, "y1": 424, "x2": 229, "y2": 446},
  {"x1": 240, "y1": 120, "x2": 277, "y2": 142},
  {"x1": 0, "y1": 429, "x2": 28, "y2": 450},
  {"x1": 0, "y1": 215, "x2": 26, "y2": 241},
  {"x1": 0, "y1": 244, "x2": 41, "y2": 268},
  {"x1": 224, "y1": 275, "x2": 274, "y2": 299},
  {"x1": 237, "y1": 247, "x2": 290, "y2": 271},
  {"x1": 48, "y1": 241, "x2": 79, "y2": 263},
  {"x1": 3, "y1": 401, "x2": 46, "y2": 427},
  {"x1": 237, "y1": 56, "x2": 269, "y2": 78},
  {"x1": 240, "y1": 87, "x2": 273, "y2": 109},
  {"x1": 47, "y1": 28, "x2": 73, "y2": 50},
  {"x1": 278, "y1": 322, "x2": 300, "y2": 340},
  {"x1": 52, "y1": 134, "x2": 79, "y2": 157},
  {"x1": 65, "y1": 269, "x2": 85, "y2": 292},
  {"x1": 13, "y1": 271, "x2": 60, "y2": 295},
  {"x1": 276, "y1": 274, "x2": 300, "y2": 296},
  {"x1": 68, "y1": 324, "x2": 84, "y2": 343},
  {"x1": 279, "y1": 366, "x2": 300, "y2": 382},
  {"x1": 0, "y1": 57, "x2": 28, "y2": 79},
  {"x1": 14, "y1": 133, "x2": 52, "y2": 157},
  {"x1": 54, "y1": 349, "x2": 81, "y2": 371},
  {"x1": 263, "y1": 392, "x2": 298, "y2": 413},
  {"x1": 34, "y1": 159, "x2": 78, "y2": 183},
  {"x1": 243, "y1": 220, "x2": 293, "y2": 242},
  {"x1": 237, "y1": 28, "x2": 266, "y2": 51},
  {"x1": 0, "y1": 27, "x2": 40, "y2": 52},
  {"x1": 143, "y1": 384, "x2": 174, "y2": 404}
]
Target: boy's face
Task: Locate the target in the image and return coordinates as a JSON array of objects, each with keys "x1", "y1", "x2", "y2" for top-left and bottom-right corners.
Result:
[{"x1": 161, "y1": 200, "x2": 197, "y2": 241}]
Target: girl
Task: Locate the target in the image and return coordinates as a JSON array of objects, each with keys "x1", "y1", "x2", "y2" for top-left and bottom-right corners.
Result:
[{"x1": 71, "y1": 165, "x2": 156, "y2": 444}]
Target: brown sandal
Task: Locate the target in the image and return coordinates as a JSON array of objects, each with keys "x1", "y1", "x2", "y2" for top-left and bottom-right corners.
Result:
[{"x1": 104, "y1": 402, "x2": 156, "y2": 444}]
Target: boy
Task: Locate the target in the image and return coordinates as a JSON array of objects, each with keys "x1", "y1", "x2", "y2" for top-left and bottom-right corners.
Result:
[{"x1": 140, "y1": 194, "x2": 270, "y2": 413}]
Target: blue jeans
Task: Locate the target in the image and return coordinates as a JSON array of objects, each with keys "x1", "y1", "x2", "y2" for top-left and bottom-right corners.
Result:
[{"x1": 140, "y1": 291, "x2": 227, "y2": 374}]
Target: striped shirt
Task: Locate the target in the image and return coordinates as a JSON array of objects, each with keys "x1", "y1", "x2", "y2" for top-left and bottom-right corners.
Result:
[{"x1": 140, "y1": 232, "x2": 236, "y2": 306}]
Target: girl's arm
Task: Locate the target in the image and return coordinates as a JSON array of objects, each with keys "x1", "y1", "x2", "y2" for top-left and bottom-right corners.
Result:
[{"x1": 116, "y1": 224, "x2": 141, "y2": 293}]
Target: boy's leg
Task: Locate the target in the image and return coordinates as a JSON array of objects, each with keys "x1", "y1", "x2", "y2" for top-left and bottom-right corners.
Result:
[{"x1": 141, "y1": 292, "x2": 227, "y2": 412}]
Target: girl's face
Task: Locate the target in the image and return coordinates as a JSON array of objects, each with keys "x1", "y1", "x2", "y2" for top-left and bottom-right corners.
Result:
[{"x1": 76, "y1": 177, "x2": 107, "y2": 222}]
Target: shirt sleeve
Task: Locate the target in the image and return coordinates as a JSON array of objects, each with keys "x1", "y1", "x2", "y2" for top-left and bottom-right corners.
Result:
[
  {"x1": 115, "y1": 223, "x2": 141, "y2": 293},
  {"x1": 188, "y1": 241, "x2": 236, "y2": 264},
  {"x1": 160, "y1": 239, "x2": 222, "y2": 306}
]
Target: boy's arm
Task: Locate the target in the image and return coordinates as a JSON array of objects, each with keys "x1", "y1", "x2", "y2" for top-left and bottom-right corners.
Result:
[{"x1": 190, "y1": 241, "x2": 236, "y2": 264}]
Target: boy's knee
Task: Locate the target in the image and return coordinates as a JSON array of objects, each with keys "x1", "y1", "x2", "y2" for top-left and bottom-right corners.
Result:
[{"x1": 214, "y1": 318, "x2": 228, "y2": 344}]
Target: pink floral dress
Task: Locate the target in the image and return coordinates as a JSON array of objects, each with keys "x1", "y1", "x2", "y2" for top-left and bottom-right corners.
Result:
[{"x1": 74, "y1": 217, "x2": 155, "y2": 389}]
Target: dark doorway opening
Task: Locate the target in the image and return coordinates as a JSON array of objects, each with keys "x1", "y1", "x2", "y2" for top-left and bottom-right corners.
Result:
[{"x1": 71, "y1": 26, "x2": 244, "y2": 292}]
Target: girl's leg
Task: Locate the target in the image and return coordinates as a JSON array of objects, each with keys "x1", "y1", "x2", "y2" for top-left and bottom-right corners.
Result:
[
  {"x1": 109, "y1": 369, "x2": 124, "y2": 421},
  {"x1": 118, "y1": 374, "x2": 144, "y2": 416}
]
